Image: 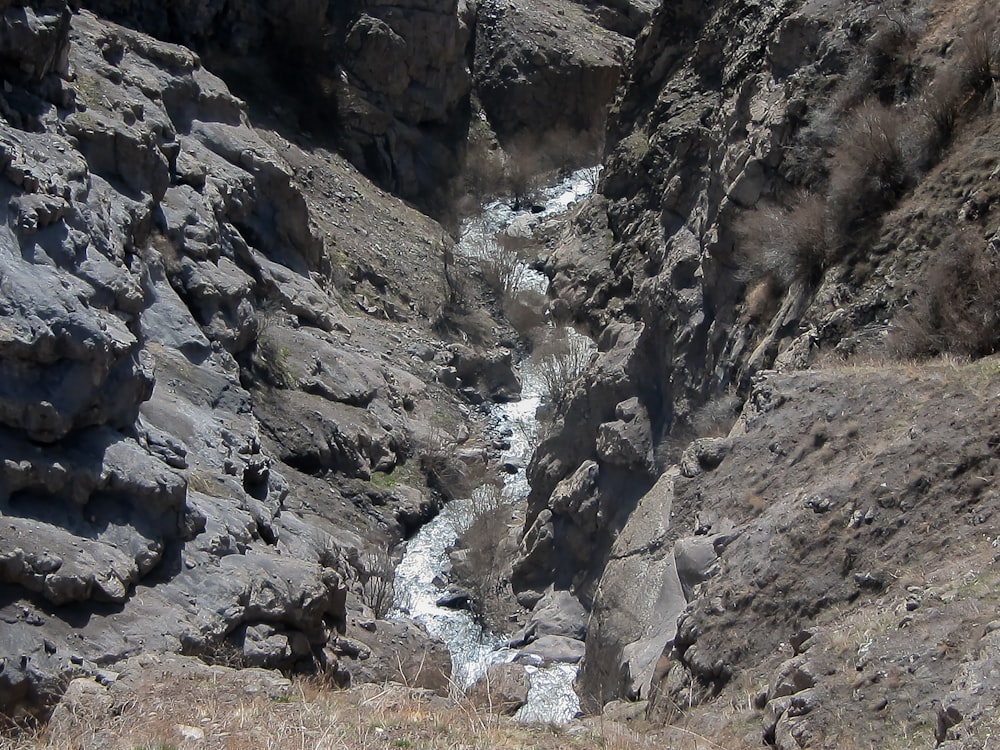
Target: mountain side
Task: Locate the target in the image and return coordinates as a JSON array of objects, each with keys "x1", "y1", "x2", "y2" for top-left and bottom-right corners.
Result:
[
  {"x1": 510, "y1": 0, "x2": 1000, "y2": 745},
  {"x1": 0, "y1": 2, "x2": 499, "y2": 723}
]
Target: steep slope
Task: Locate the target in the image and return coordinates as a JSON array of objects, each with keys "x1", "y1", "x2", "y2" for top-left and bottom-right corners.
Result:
[
  {"x1": 0, "y1": 3, "x2": 493, "y2": 722},
  {"x1": 508, "y1": 0, "x2": 1000, "y2": 745}
]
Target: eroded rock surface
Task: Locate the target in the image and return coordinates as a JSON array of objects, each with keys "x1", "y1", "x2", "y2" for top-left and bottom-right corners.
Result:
[{"x1": 0, "y1": 4, "x2": 494, "y2": 722}]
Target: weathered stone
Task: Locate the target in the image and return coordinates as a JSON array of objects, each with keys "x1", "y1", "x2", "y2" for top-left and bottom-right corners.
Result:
[
  {"x1": 474, "y1": 0, "x2": 629, "y2": 142},
  {"x1": 467, "y1": 663, "x2": 530, "y2": 715},
  {"x1": 515, "y1": 634, "x2": 585, "y2": 665}
]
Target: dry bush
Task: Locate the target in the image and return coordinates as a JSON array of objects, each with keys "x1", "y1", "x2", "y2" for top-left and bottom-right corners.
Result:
[
  {"x1": 689, "y1": 392, "x2": 742, "y2": 438},
  {"x1": 831, "y1": 100, "x2": 913, "y2": 218},
  {"x1": 456, "y1": 483, "x2": 513, "y2": 622},
  {"x1": 835, "y1": 5, "x2": 922, "y2": 110},
  {"x1": 420, "y1": 430, "x2": 488, "y2": 504},
  {"x1": 735, "y1": 193, "x2": 829, "y2": 288},
  {"x1": 534, "y1": 329, "x2": 594, "y2": 410},
  {"x1": 916, "y1": 63, "x2": 965, "y2": 160},
  {"x1": 957, "y1": 4, "x2": 999, "y2": 95},
  {"x1": 889, "y1": 232, "x2": 1000, "y2": 358},
  {"x1": 0, "y1": 671, "x2": 667, "y2": 750},
  {"x1": 503, "y1": 288, "x2": 548, "y2": 338},
  {"x1": 471, "y1": 234, "x2": 527, "y2": 300},
  {"x1": 360, "y1": 548, "x2": 396, "y2": 619},
  {"x1": 504, "y1": 148, "x2": 542, "y2": 211},
  {"x1": 655, "y1": 392, "x2": 741, "y2": 470}
]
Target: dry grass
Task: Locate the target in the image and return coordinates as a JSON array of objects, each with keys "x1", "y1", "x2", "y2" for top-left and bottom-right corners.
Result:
[{"x1": 0, "y1": 671, "x2": 681, "y2": 750}]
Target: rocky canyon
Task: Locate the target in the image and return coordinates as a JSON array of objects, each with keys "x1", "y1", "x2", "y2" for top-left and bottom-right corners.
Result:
[{"x1": 2, "y1": 1, "x2": 1000, "y2": 749}]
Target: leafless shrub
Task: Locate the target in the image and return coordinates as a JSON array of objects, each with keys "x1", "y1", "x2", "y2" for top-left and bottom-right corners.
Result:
[
  {"x1": 916, "y1": 63, "x2": 965, "y2": 159},
  {"x1": 470, "y1": 235, "x2": 527, "y2": 299},
  {"x1": 503, "y1": 288, "x2": 547, "y2": 338},
  {"x1": 534, "y1": 329, "x2": 594, "y2": 410},
  {"x1": 360, "y1": 549, "x2": 395, "y2": 619},
  {"x1": 456, "y1": 483, "x2": 512, "y2": 622},
  {"x1": 736, "y1": 193, "x2": 829, "y2": 288},
  {"x1": 183, "y1": 637, "x2": 250, "y2": 670},
  {"x1": 889, "y1": 233, "x2": 1000, "y2": 359},
  {"x1": 503, "y1": 148, "x2": 542, "y2": 211},
  {"x1": 836, "y1": 6, "x2": 922, "y2": 110},
  {"x1": 827, "y1": 100, "x2": 916, "y2": 239},
  {"x1": 654, "y1": 392, "x2": 741, "y2": 471},
  {"x1": 689, "y1": 392, "x2": 742, "y2": 438},
  {"x1": 420, "y1": 430, "x2": 488, "y2": 504},
  {"x1": 957, "y1": 4, "x2": 999, "y2": 95}
]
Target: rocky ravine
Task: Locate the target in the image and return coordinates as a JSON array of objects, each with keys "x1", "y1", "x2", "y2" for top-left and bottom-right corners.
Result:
[
  {"x1": 5, "y1": 0, "x2": 1000, "y2": 747},
  {"x1": 0, "y1": 0, "x2": 641, "y2": 726},
  {"x1": 507, "y1": 0, "x2": 1000, "y2": 746}
]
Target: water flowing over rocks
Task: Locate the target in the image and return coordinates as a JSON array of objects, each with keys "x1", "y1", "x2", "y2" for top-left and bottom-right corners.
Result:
[{"x1": 6, "y1": 0, "x2": 1000, "y2": 746}]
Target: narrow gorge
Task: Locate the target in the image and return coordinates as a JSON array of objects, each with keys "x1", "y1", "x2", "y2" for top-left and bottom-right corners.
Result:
[{"x1": 3, "y1": 1, "x2": 1000, "y2": 749}]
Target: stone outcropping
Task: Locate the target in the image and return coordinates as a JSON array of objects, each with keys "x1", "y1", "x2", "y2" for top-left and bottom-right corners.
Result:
[
  {"x1": 512, "y1": 0, "x2": 1000, "y2": 743},
  {"x1": 473, "y1": 0, "x2": 630, "y2": 144},
  {"x1": 0, "y1": 4, "x2": 477, "y2": 722},
  {"x1": 81, "y1": 0, "x2": 473, "y2": 202}
]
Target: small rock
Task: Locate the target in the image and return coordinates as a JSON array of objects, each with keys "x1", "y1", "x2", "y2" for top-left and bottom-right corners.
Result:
[{"x1": 176, "y1": 724, "x2": 205, "y2": 741}]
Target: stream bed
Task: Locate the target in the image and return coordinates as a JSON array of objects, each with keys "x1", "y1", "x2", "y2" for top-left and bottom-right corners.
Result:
[{"x1": 389, "y1": 168, "x2": 599, "y2": 723}]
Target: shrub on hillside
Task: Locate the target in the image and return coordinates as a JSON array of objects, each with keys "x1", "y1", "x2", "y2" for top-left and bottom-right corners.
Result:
[
  {"x1": 534, "y1": 329, "x2": 593, "y2": 410},
  {"x1": 957, "y1": 4, "x2": 999, "y2": 95},
  {"x1": 735, "y1": 193, "x2": 829, "y2": 288},
  {"x1": 828, "y1": 100, "x2": 915, "y2": 233},
  {"x1": 889, "y1": 232, "x2": 1000, "y2": 358},
  {"x1": 360, "y1": 549, "x2": 395, "y2": 619}
]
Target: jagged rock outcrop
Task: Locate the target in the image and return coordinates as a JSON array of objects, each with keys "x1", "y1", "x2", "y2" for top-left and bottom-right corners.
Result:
[
  {"x1": 80, "y1": 0, "x2": 473, "y2": 202},
  {"x1": 513, "y1": 0, "x2": 1000, "y2": 743},
  {"x1": 473, "y1": 0, "x2": 629, "y2": 144},
  {"x1": 0, "y1": 4, "x2": 483, "y2": 722}
]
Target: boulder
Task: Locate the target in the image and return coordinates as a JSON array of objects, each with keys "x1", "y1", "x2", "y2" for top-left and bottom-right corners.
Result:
[
  {"x1": 467, "y1": 663, "x2": 530, "y2": 715},
  {"x1": 519, "y1": 588, "x2": 588, "y2": 643},
  {"x1": 578, "y1": 469, "x2": 686, "y2": 708},
  {"x1": 516, "y1": 634, "x2": 586, "y2": 666},
  {"x1": 474, "y1": 0, "x2": 629, "y2": 142}
]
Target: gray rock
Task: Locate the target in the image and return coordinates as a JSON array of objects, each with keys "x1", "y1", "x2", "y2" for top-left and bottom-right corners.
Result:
[
  {"x1": 516, "y1": 634, "x2": 585, "y2": 665},
  {"x1": 474, "y1": 0, "x2": 629, "y2": 141},
  {"x1": 678, "y1": 437, "x2": 730, "y2": 478},
  {"x1": 522, "y1": 588, "x2": 588, "y2": 642},
  {"x1": 579, "y1": 470, "x2": 685, "y2": 708},
  {"x1": 467, "y1": 663, "x2": 530, "y2": 715}
]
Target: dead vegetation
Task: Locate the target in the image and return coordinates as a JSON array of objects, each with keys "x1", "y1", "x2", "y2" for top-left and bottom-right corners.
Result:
[
  {"x1": 0, "y1": 671, "x2": 677, "y2": 750},
  {"x1": 533, "y1": 329, "x2": 594, "y2": 411},
  {"x1": 736, "y1": 0, "x2": 1000, "y2": 364},
  {"x1": 453, "y1": 483, "x2": 517, "y2": 624},
  {"x1": 889, "y1": 231, "x2": 1000, "y2": 358}
]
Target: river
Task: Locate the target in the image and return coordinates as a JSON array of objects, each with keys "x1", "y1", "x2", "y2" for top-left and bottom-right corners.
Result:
[{"x1": 389, "y1": 168, "x2": 598, "y2": 723}]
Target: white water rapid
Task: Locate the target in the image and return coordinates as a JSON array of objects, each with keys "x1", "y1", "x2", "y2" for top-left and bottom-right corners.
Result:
[{"x1": 390, "y1": 168, "x2": 599, "y2": 724}]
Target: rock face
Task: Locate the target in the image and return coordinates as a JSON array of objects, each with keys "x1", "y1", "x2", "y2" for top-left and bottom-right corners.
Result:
[
  {"x1": 81, "y1": 0, "x2": 473, "y2": 202},
  {"x1": 0, "y1": 4, "x2": 479, "y2": 722},
  {"x1": 511, "y1": 0, "x2": 1000, "y2": 742},
  {"x1": 78, "y1": 0, "x2": 633, "y2": 207},
  {"x1": 473, "y1": 0, "x2": 629, "y2": 143}
]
